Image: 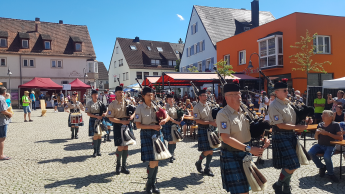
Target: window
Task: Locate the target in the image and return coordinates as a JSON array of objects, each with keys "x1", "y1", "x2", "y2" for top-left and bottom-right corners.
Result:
[
  {"x1": 126, "y1": 72, "x2": 129, "y2": 80},
  {"x1": 75, "y1": 43, "x2": 82, "y2": 51},
  {"x1": 258, "y1": 35, "x2": 283, "y2": 68},
  {"x1": 175, "y1": 50, "x2": 179, "y2": 54},
  {"x1": 114, "y1": 61, "x2": 116, "y2": 68},
  {"x1": 116, "y1": 47, "x2": 119, "y2": 54},
  {"x1": 61, "y1": 81, "x2": 69, "y2": 84},
  {"x1": 151, "y1": 59, "x2": 160, "y2": 65},
  {"x1": 157, "y1": 47, "x2": 163, "y2": 52},
  {"x1": 173, "y1": 61, "x2": 176, "y2": 66},
  {"x1": 198, "y1": 62, "x2": 202, "y2": 72},
  {"x1": 200, "y1": 40, "x2": 204, "y2": 52},
  {"x1": 153, "y1": 72, "x2": 158, "y2": 76},
  {"x1": 147, "y1": 46, "x2": 151, "y2": 51},
  {"x1": 22, "y1": 40, "x2": 29, "y2": 48},
  {"x1": 314, "y1": 35, "x2": 331, "y2": 54},
  {"x1": 191, "y1": 23, "x2": 197, "y2": 35},
  {"x1": 186, "y1": 47, "x2": 189, "y2": 57},
  {"x1": 224, "y1": 55, "x2": 230, "y2": 65},
  {"x1": 119, "y1": 59, "x2": 123, "y2": 67},
  {"x1": 239, "y1": 50, "x2": 246, "y2": 65},
  {"x1": 123, "y1": 73, "x2": 125, "y2": 81},
  {"x1": 0, "y1": 58, "x2": 6, "y2": 66},
  {"x1": 57, "y1": 60, "x2": 62, "y2": 68},
  {"x1": 195, "y1": 44, "x2": 198, "y2": 53},
  {"x1": 52, "y1": 60, "x2": 56, "y2": 67},
  {"x1": 169, "y1": 60, "x2": 176, "y2": 66},
  {"x1": 206, "y1": 59, "x2": 210, "y2": 70},
  {"x1": 0, "y1": 38, "x2": 7, "y2": 47},
  {"x1": 88, "y1": 62, "x2": 98, "y2": 73},
  {"x1": 51, "y1": 60, "x2": 63, "y2": 68},
  {"x1": 136, "y1": 72, "x2": 142, "y2": 79},
  {"x1": 23, "y1": 59, "x2": 35, "y2": 67},
  {"x1": 44, "y1": 41, "x2": 51, "y2": 49},
  {"x1": 130, "y1": 45, "x2": 137, "y2": 50},
  {"x1": 144, "y1": 72, "x2": 149, "y2": 78},
  {"x1": 182, "y1": 67, "x2": 186, "y2": 72},
  {"x1": 308, "y1": 73, "x2": 333, "y2": 86}
]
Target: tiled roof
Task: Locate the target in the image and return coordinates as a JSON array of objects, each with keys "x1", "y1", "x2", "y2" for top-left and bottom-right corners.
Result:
[
  {"x1": 194, "y1": 5, "x2": 275, "y2": 45},
  {"x1": 0, "y1": 31, "x2": 8, "y2": 38},
  {"x1": 98, "y1": 62, "x2": 108, "y2": 80},
  {"x1": 169, "y1": 43, "x2": 184, "y2": 59},
  {"x1": 0, "y1": 17, "x2": 95, "y2": 57},
  {"x1": 117, "y1": 37, "x2": 178, "y2": 69}
]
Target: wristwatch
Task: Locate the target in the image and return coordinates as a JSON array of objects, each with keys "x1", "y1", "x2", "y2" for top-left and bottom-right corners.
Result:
[{"x1": 245, "y1": 146, "x2": 251, "y2": 152}]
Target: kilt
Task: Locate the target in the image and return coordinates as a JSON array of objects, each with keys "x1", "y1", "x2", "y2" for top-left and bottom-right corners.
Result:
[
  {"x1": 68, "y1": 114, "x2": 84, "y2": 127},
  {"x1": 220, "y1": 149, "x2": 250, "y2": 193},
  {"x1": 88, "y1": 117, "x2": 96, "y2": 136},
  {"x1": 162, "y1": 123, "x2": 173, "y2": 141},
  {"x1": 140, "y1": 129, "x2": 165, "y2": 162},
  {"x1": 113, "y1": 123, "x2": 122, "y2": 146},
  {"x1": 197, "y1": 125, "x2": 214, "y2": 152},
  {"x1": 272, "y1": 131, "x2": 300, "y2": 170}
]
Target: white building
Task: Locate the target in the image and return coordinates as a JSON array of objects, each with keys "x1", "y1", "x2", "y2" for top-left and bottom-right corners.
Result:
[
  {"x1": 180, "y1": 2, "x2": 275, "y2": 96},
  {"x1": 0, "y1": 17, "x2": 97, "y2": 106},
  {"x1": 108, "y1": 37, "x2": 183, "y2": 89}
]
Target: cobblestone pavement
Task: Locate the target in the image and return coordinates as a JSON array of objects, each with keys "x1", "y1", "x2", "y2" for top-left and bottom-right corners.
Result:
[{"x1": 1, "y1": 109, "x2": 345, "y2": 193}]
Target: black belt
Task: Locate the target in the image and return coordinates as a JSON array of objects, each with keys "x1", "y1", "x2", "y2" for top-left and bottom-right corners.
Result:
[
  {"x1": 221, "y1": 142, "x2": 250, "y2": 152},
  {"x1": 198, "y1": 124, "x2": 209, "y2": 128},
  {"x1": 70, "y1": 109, "x2": 80, "y2": 113},
  {"x1": 272, "y1": 125, "x2": 294, "y2": 133}
]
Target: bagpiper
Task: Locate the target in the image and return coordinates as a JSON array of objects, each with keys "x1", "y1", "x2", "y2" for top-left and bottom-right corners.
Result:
[{"x1": 65, "y1": 91, "x2": 85, "y2": 139}]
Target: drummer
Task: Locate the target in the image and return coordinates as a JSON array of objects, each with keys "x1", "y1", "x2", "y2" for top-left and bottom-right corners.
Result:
[
  {"x1": 65, "y1": 91, "x2": 85, "y2": 139},
  {"x1": 85, "y1": 90, "x2": 107, "y2": 157}
]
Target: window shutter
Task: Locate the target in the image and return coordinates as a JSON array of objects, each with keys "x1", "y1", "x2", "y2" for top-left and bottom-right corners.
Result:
[
  {"x1": 191, "y1": 25, "x2": 193, "y2": 35},
  {"x1": 191, "y1": 46, "x2": 194, "y2": 55},
  {"x1": 202, "y1": 60, "x2": 206, "y2": 72},
  {"x1": 197, "y1": 42, "x2": 200, "y2": 53},
  {"x1": 186, "y1": 48, "x2": 189, "y2": 57},
  {"x1": 196, "y1": 22, "x2": 198, "y2": 33},
  {"x1": 202, "y1": 40, "x2": 205, "y2": 51}
]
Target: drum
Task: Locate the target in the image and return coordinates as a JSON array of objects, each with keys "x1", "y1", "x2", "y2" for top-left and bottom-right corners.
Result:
[{"x1": 70, "y1": 113, "x2": 83, "y2": 125}]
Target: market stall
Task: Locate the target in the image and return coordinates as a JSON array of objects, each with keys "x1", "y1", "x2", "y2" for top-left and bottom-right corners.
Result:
[{"x1": 69, "y1": 78, "x2": 92, "y2": 104}]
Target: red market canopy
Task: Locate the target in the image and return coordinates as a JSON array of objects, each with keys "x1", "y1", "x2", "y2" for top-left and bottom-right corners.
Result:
[
  {"x1": 155, "y1": 72, "x2": 258, "y2": 86},
  {"x1": 70, "y1": 78, "x2": 92, "y2": 90},
  {"x1": 142, "y1": 76, "x2": 160, "y2": 86},
  {"x1": 18, "y1": 77, "x2": 62, "y2": 89}
]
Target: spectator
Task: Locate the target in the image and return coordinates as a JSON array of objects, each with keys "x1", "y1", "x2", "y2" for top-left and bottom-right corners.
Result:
[
  {"x1": 59, "y1": 91, "x2": 64, "y2": 104},
  {"x1": 269, "y1": 92, "x2": 276, "y2": 105},
  {"x1": 0, "y1": 87, "x2": 13, "y2": 160},
  {"x1": 328, "y1": 90, "x2": 345, "y2": 112},
  {"x1": 5, "y1": 93, "x2": 11, "y2": 108},
  {"x1": 22, "y1": 91, "x2": 32, "y2": 122},
  {"x1": 259, "y1": 91, "x2": 269, "y2": 114},
  {"x1": 308, "y1": 110, "x2": 342, "y2": 183},
  {"x1": 185, "y1": 99, "x2": 193, "y2": 110},
  {"x1": 39, "y1": 92, "x2": 44, "y2": 100},
  {"x1": 336, "y1": 122, "x2": 345, "y2": 153},
  {"x1": 254, "y1": 93, "x2": 260, "y2": 108},
  {"x1": 314, "y1": 91, "x2": 326, "y2": 124},
  {"x1": 294, "y1": 90, "x2": 303, "y2": 102},
  {"x1": 30, "y1": 91, "x2": 36, "y2": 111},
  {"x1": 303, "y1": 90, "x2": 307, "y2": 104},
  {"x1": 181, "y1": 104, "x2": 192, "y2": 137},
  {"x1": 52, "y1": 93, "x2": 58, "y2": 112},
  {"x1": 333, "y1": 105, "x2": 344, "y2": 122}
]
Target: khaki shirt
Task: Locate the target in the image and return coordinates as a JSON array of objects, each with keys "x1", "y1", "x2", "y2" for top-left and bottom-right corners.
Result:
[
  {"x1": 65, "y1": 101, "x2": 84, "y2": 111},
  {"x1": 166, "y1": 103, "x2": 178, "y2": 120},
  {"x1": 85, "y1": 100, "x2": 101, "y2": 114},
  {"x1": 134, "y1": 103, "x2": 157, "y2": 125},
  {"x1": 106, "y1": 99, "x2": 128, "y2": 119},
  {"x1": 268, "y1": 98, "x2": 296, "y2": 125},
  {"x1": 193, "y1": 101, "x2": 213, "y2": 121},
  {"x1": 216, "y1": 105, "x2": 251, "y2": 143}
]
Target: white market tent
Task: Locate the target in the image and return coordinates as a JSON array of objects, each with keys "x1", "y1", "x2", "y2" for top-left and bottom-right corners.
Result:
[{"x1": 323, "y1": 77, "x2": 345, "y2": 89}]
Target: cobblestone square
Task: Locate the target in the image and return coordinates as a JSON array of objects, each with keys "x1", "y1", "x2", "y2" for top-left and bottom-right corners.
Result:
[{"x1": 1, "y1": 109, "x2": 344, "y2": 193}]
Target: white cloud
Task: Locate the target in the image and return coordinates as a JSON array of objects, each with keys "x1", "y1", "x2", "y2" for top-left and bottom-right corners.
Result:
[{"x1": 177, "y1": 14, "x2": 184, "y2": 21}]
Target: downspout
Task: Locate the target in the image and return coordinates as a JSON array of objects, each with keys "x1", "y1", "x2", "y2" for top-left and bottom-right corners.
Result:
[{"x1": 19, "y1": 54, "x2": 22, "y2": 108}]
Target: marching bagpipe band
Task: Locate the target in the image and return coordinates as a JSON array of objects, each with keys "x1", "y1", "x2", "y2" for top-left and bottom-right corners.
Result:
[
  {"x1": 190, "y1": 81, "x2": 222, "y2": 149},
  {"x1": 261, "y1": 72, "x2": 313, "y2": 164},
  {"x1": 214, "y1": 66, "x2": 268, "y2": 190},
  {"x1": 136, "y1": 78, "x2": 172, "y2": 160}
]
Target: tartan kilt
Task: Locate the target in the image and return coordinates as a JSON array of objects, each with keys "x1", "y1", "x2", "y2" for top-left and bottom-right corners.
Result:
[
  {"x1": 68, "y1": 114, "x2": 84, "y2": 127},
  {"x1": 220, "y1": 149, "x2": 250, "y2": 193},
  {"x1": 140, "y1": 129, "x2": 165, "y2": 162},
  {"x1": 88, "y1": 117, "x2": 96, "y2": 136},
  {"x1": 197, "y1": 125, "x2": 214, "y2": 152},
  {"x1": 272, "y1": 131, "x2": 300, "y2": 170},
  {"x1": 162, "y1": 124, "x2": 173, "y2": 141},
  {"x1": 113, "y1": 123, "x2": 122, "y2": 146}
]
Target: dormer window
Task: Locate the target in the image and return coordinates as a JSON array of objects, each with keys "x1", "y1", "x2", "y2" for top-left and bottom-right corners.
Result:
[
  {"x1": 157, "y1": 47, "x2": 163, "y2": 52},
  {"x1": 130, "y1": 45, "x2": 137, "y2": 50},
  {"x1": 0, "y1": 31, "x2": 8, "y2": 48},
  {"x1": 22, "y1": 40, "x2": 29, "y2": 48},
  {"x1": 44, "y1": 41, "x2": 51, "y2": 49},
  {"x1": 75, "y1": 43, "x2": 82, "y2": 52},
  {"x1": 18, "y1": 32, "x2": 30, "y2": 49},
  {"x1": 175, "y1": 50, "x2": 179, "y2": 54},
  {"x1": 41, "y1": 34, "x2": 52, "y2": 50},
  {"x1": 147, "y1": 46, "x2": 151, "y2": 51},
  {"x1": 71, "y1": 36, "x2": 83, "y2": 52}
]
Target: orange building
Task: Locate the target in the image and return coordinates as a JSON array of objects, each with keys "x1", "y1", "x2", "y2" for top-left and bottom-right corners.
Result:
[{"x1": 217, "y1": 12, "x2": 345, "y2": 93}]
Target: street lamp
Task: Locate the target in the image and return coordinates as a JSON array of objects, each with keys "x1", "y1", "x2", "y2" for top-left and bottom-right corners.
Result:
[
  {"x1": 7, "y1": 68, "x2": 12, "y2": 93},
  {"x1": 83, "y1": 68, "x2": 88, "y2": 83},
  {"x1": 248, "y1": 52, "x2": 261, "y2": 91}
]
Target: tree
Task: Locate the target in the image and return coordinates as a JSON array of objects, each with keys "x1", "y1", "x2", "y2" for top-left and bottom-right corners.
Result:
[
  {"x1": 175, "y1": 59, "x2": 180, "y2": 72},
  {"x1": 187, "y1": 66, "x2": 199, "y2": 72},
  {"x1": 215, "y1": 60, "x2": 235, "y2": 79},
  {"x1": 290, "y1": 30, "x2": 332, "y2": 86},
  {"x1": 178, "y1": 38, "x2": 183, "y2": 44}
]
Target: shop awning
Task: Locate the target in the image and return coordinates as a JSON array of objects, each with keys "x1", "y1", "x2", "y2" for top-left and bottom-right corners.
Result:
[
  {"x1": 18, "y1": 77, "x2": 62, "y2": 89},
  {"x1": 142, "y1": 76, "x2": 160, "y2": 86},
  {"x1": 155, "y1": 72, "x2": 258, "y2": 86},
  {"x1": 70, "y1": 78, "x2": 92, "y2": 90}
]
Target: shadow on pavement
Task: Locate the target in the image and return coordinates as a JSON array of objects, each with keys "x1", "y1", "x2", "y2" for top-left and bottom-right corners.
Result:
[
  {"x1": 108, "y1": 148, "x2": 141, "y2": 156},
  {"x1": 127, "y1": 159, "x2": 170, "y2": 169},
  {"x1": 157, "y1": 173, "x2": 204, "y2": 191},
  {"x1": 35, "y1": 138, "x2": 70, "y2": 144},
  {"x1": 64, "y1": 142, "x2": 92, "y2": 151},
  {"x1": 38, "y1": 155, "x2": 92, "y2": 164},
  {"x1": 44, "y1": 172, "x2": 115, "y2": 189},
  {"x1": 298, "y1": 173, "x2": 343, "y2": 192}
]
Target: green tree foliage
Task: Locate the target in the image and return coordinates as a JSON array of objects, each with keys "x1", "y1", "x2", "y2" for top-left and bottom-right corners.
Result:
[
  {"x1": 175, "y1": 59, "x2": 180, "y2": 72},
  {"x1": 187, "y1": 66, "x2": 199, "y2": 72},
  {"x1": 215, "y1": 60, "x2": 235, "y2": 79},
  {"x1": 290, "y1": 30, "x2": 331, "y2": 84}
]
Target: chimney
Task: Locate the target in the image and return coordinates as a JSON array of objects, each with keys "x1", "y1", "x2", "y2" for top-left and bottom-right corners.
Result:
[
  {"x1": 59, "y1": 20, "x2": 63, "y2": 24},
  {"x1": 35, "y1": 17, "x2": 40, "y2": 32},
  {"x1": 134, "y1": 36, "x2": 140, "y2": 43},
  {"x1": 35, "y1": 17, "x2": 40, "y2": 22},
  {"x1": 251, "y1": 0, "x2": 259, "y2": 28}
]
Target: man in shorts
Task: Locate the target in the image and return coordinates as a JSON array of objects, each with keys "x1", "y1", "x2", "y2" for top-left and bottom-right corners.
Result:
[
  {"x1": 0, "y1": 87, "x2": 13, "y2": 160},
  {"x1": 22, "y1": 91, "x2": 33, "y2": 122}
]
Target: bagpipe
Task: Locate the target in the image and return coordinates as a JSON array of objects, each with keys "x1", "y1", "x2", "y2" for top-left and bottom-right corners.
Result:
[
  {"x1": 94, "y1": 119, "x2": 107, "y2": 136},
  {"x1": 167, "y1": 81, "x2": 184, "y2": 142},
  {"x1": 243, "y1": 155, "x2": 267, "y2": 192}
]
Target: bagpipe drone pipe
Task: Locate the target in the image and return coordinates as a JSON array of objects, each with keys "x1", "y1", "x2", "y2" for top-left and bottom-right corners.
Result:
[{"x1": 290, "y1": 88, "x2": 314, "y2": 125}]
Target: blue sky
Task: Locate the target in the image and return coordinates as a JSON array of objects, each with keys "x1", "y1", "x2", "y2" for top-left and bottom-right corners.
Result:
[{"x1": 1, "y1": 0, "x2": 345, "y2": 69}]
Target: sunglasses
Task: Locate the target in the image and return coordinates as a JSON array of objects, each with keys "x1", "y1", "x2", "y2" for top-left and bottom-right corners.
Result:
[{"x1": 278, "y1": 89, "x2": 288, "y2": 93}]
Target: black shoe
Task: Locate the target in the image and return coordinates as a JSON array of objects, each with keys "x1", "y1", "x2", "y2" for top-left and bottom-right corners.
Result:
[
  {"x1": 92, "y1": 152, "x2": 97, "y2": 157},
  {"x1": 97, "y1": 152, "x2": 101, "y2": 156},
  {"x1": 103, "y1": 137, "x2": 107, "y2": 143},
  {"x1": 116, "y1": 164, "x2": 121, "y2": 174},
  {"x1": 195, "y1": 162, "x2": 203, "y2": 173},
  {"x1": 107, "y1": 134, "x2": 111, "y2": 142},
  {"x1": 172, "y1": 155, "x2": 176, "y2": 160},
  {"x1": 74, "y1": 134, "x2": 78, "y2": 139},
  {"x1": 319, "y1": 166, "x2": 326, "y2": 177},
  {"x1": 282, "y1": 185, "x2": 292, "y2": 194},
  {"x1": 204, "y1": 168, "x2": 214, "y2": 177},
  {"x1": 144, "y1": 183, "x2": 153, "y2": 194},
  {"x1": 169, "y1": 157, "x2": 174, "y2": 163},
  {"x1": 329, "y1": 174, "x2": 339, "y2": 183},
  {"x1": 121, "y1": 166, "x2": 130, "y2": 174},
  {"x1": 272, "y1": 182, "x2": 283, "y2": 194},
  {"x1": 152, "y1": 184, "x2": 160, "y2": 194}
]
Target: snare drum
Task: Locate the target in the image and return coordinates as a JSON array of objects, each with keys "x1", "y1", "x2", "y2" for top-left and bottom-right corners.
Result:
[{"x1": 70, "y1": 113, "x2": 83, "y2": 125}]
